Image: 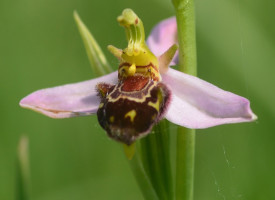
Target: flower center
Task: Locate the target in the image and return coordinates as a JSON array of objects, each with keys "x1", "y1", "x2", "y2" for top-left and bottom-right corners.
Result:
[{"x1": 111, "y1": 9, "x2": 161, "y2": 81}]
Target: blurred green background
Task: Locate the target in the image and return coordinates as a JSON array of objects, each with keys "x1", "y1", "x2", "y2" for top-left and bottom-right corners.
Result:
[{"x1": 1, "y1": 0, "x2": 274, "y2": 199}]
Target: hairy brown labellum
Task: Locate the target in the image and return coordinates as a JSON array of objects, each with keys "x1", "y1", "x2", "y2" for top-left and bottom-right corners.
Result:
[{"x1": 96, "y1": 75, "x2": 171, "y2": 145}]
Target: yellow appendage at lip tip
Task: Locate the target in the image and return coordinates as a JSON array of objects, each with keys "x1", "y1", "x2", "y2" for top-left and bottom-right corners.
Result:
[{"x1": 123, "y1": 143, "x2": 136, "y2": 160}]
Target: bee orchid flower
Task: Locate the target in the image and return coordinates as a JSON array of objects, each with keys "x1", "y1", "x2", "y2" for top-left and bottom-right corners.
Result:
[{"x1": 20, "y1": 9, "x2": 257, "y2": 145}]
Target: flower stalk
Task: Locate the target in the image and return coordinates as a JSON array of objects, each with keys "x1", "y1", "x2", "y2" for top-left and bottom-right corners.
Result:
[
  {"x1": 139, "y1": 120, "x2": 173, "y2": 200},
  {"x1": 16, "y1": 136, "x2": 31, "y2": 200},
  {"x1": 172, "y1": 0, "x2": 197, "y2": 199},
  {"x1": 128, "y1": 150, "x2": 159, "y2": 200}
]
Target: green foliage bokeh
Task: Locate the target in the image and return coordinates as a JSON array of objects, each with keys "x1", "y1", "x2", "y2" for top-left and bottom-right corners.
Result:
[{"x1": 1, "y1": 0, "x2": 274, "y2": 199}]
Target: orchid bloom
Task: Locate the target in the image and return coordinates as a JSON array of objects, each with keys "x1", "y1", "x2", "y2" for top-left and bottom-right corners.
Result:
[{"x1": 20, "y1": 9, "x2": 257, "y2": 145}]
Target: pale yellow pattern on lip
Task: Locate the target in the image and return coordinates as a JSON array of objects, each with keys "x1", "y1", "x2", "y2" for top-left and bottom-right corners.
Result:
[
  {"x1": 99, "y1": 103, "x2": 104, "y2": 108},
  {"x1": 109, "y1": 116, "x2": 115, "y2": 123},
  {"x1": 148, "y1": 90, "x2": 162, "y2": 112},
  {"x1": 107, "y1": 82, "x2": 156, "y2": 103},
  {"x1": 124, "y1": 110, "x2": 137, "y2": 122}
]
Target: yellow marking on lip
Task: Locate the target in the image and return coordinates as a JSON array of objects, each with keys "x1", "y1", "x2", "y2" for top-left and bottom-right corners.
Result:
[
  {"x1": 125, "y1": 110, "x2": 136, "y2": 122},
  {"x1": 148, "y1": 90, "x2": 163, "y2": 112},
  {"x1": 109, "y1": 116, "x2": 115, "y2": 123},
  {"x1": 107, "y1": 82, "x2": 155, "y2": 103},
  {"x1": 99, "y1": 103, "x2": 104, "y2": 108},
  {"x1": 148, "y1": 101, "x2": 160, "y2": 111}
]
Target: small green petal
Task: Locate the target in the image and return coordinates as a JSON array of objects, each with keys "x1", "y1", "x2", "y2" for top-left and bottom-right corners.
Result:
[
  {"x1": 158, "y1": 44, "x2": 178, "y2": 73},
  {"x1": 107, "y1": 45, "x2": 123, "y2": 60},
  {"x1": 74, "y1": 11, "x2": 112, "y2": 76}
]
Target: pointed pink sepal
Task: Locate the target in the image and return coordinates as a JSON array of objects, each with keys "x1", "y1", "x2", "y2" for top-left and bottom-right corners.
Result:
[
  {"x1": 147, "y1": 17, "x2": 178, "y2": 65},
  {"x1": 162, "y1": 68, "x2": 257, "y2": 129},
  {"x1": 19, "y1": 72, "x2": 117, "y2": 118}
]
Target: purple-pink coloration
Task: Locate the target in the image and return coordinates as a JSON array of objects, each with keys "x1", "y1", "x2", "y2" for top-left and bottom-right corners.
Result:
[
  {"x1": 147, "y1": 17, "x2": 178, "y2": 65},
  {"x1": 163, "y1": 68, "x2": 256, "y2": 128},
  {"x1": 20, "y1": 17, "x2": 257, "y2": 130},
  {"x1": 20, "y1": 72, "x2": 117, "y2": 118}
]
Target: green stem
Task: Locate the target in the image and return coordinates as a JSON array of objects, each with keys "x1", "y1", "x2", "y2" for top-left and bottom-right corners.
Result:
[
  {"x1": 16, "y1": 136, "x2": 31, "y2": 200},
  {"x1": 172, "y1": 0, "x2": 197, "y2": 199},
  {"x1": 139, "y1": 120, "x2": 173, "y2": 200},
  {"x1": 173, "y1": 0, "x2": 197, "y2": 76},
  {"x1": 176, "y1": 128, "x2": 196, "y2": 200},
  {"x1": 128, "y1": 152, "x2": 159, "y2": 200}
]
